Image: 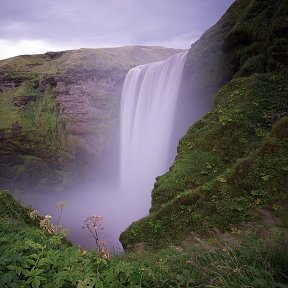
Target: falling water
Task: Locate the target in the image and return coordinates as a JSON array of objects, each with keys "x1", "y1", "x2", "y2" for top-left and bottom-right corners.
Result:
[
  {"x1": 13, "y1": 51, "x2": 189, "y2": 249},
  {"x1": 120, "y1": 51, "x2": 188, "y2": 218}
]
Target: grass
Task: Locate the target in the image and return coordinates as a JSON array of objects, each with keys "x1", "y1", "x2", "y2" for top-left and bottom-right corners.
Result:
[
  {"x1": 0, "y1": 46, "x2": 180, "y2": 82},
  {"x1": 0, "y1": 89, "x2": 20, "y2": 130}
]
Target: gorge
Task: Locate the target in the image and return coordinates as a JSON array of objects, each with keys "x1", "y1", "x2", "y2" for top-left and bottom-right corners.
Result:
[
  {"x1": 5, "y1": 50, "x2": 201, "y2": 249},
  {"x1": 0, "y1": 46, "x2": 187, "y2": 248},
  {"x1": 0, "y1": 0, "x2": 288, "y2": 286}
]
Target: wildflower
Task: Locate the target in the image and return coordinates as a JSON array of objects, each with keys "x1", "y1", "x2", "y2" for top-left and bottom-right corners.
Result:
[
  {"x1": 40, "y1": 218, "x2": 51, "y2": 229},
  {"x1": 186, "y1": 260, "x2": 195, "y2": 266},
  {"x1": 57, "y1": 201, "x2": 65, "y2": 210},
  {"x1": 231, "y1": 227, "x2": 241, "y2": 234},
  {"x1": 83, "y1": 214, "x2": 107, "y2": 258},
  {"x1": 45, "y1": 215, "x2": 52, "y2": 219},
  {"x1": 83, "y1": 215, "x2": 104, "y2": 231},
  {"x1": 222, "y1": 245, "x2": 228, "y2": 252},
  {"x1": 29, "y1": 210, "x2": 39, "y2": 220},
  {"x1": 79, "y1": 248, "x2": 87, "y2": 255},
  {"x1": 233, "y1": 267, "x2": 242, "y2": 273},
  {"x1": 272, "y1": 203, "x2": 279, "y2": 210},
  {"x1": 173, "y1": 246, "x2": 184, "y2": 253},
  {"x1": 56, "y1": 201, "x2": 65, "y2": 225}
]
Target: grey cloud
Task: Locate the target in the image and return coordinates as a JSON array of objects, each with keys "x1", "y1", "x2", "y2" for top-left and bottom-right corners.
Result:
[{"x1": 0, "y1": 0, "x2": 235, "y2": 48}]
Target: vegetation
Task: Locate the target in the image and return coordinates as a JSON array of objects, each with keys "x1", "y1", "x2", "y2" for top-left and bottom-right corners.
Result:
[
  {"x1": 1, "y1": 190, "x2": 288, "y2": 288},
  {"x1": 121, "y1": 72, "x2": 288, "y2": 249}
]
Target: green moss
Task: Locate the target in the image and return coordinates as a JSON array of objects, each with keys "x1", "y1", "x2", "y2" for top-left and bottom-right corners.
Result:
[
  {"x1": 14, "y1": 81, "x2": 37, "y2": 97},
  {"x1": 218, "y1": 0, "x2": 288, "y2": 76},
  {"x1": 236, "y1": 54, "x2": 267, "y2": 76},
  {"x1": 0, "y1": 190, "x2": 33, "y2": 224},
  {"x1": 272, "y1": 16, "x2": 288, "y2": 37},
  {"x1": 0, "y1": 75, "x2": 62, "y2": 150},
  {"x1": 0, "y1": 89, "x2": 20, "y2": 130},
  {"x1": 0, "y1": 74, "x2": 68, "y2": 187},
  {"x1": 0, "y1": 46, "x2": 180, "y2": 83},
  {"x1": 121, "y1": 116, "x2": 288, "y2": 250},
  {"x1": 20, "y1": 85, "x2": 62, "y2": 149}
]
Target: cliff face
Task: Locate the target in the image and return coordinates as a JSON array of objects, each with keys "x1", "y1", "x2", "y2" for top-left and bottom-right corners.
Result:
[
  {"x1": 120, "y1": 0, "x2": 288, "y2": 250},
  {"x1": 0, "y1": 46, "x2": 181, "y2": 189}
]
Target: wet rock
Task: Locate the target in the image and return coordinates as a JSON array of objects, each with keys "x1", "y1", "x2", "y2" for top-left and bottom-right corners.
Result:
[
  {"x1": 0, "y1": 129, "x2": 5, "y2": 140},
  {"x1": 38, "y1": 75, "x2": 58, "y2": 92},
  {"x1": 0, "y1": 82, "x2": 19, "y2": 92},
  {"x1": 45, "y1": 51, "x2": 64, "y2": 60},
  {"x1": 13, "y1": 95, "x2": 36, "y2": 107},
  {"x1": 12, "y1": 121, "x2": 22, "y2": 137}
]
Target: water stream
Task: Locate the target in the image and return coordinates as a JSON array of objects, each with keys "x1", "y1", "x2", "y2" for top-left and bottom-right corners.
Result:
[{"x1": 120, "y1": 51, "x2": 188, "y2": 215}]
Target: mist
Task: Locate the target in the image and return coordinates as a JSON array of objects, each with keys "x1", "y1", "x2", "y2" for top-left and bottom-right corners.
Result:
[{"x1": 7, "y1": 49, "x2": 211, "y2": 250}]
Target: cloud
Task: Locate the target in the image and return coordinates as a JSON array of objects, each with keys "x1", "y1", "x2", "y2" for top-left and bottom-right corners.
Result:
[
  {"x1": 0, "y1": 0, "x2": 235, "y2": 59},
  {"x1": 0, "y1": 39, "x2": 70, "y2": 59}
]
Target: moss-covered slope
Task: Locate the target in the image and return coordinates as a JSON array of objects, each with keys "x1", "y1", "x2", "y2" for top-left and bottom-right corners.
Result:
[{"x1": 120, "y1": 0, "x2": 288, "y2": 250}]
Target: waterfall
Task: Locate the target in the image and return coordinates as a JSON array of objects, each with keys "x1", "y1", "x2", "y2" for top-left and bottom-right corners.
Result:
[{"x1": 120, "y1": 51, "x2": 188, "y2": 218}]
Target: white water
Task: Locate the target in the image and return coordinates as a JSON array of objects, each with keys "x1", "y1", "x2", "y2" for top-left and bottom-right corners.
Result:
[{"x1": 120, "y1": 51, "x2": 188, "y2": 217}]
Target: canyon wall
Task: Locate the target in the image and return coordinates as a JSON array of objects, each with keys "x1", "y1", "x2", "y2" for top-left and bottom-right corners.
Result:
[{"x1": 0, "y1": 46, "x2": 180, "y2": 190}]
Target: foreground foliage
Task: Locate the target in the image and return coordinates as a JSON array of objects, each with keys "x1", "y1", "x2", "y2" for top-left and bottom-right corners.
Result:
[{"x1": 0, "y1": 190, "x2": 287, "y2": 288}]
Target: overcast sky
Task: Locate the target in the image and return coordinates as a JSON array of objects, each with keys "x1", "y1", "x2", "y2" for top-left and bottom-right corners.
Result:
[{"x1": 0, "y1": 0, "x2": 235, "y2": 60}]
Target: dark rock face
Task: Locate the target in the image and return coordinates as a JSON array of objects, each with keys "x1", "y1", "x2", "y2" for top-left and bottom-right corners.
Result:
[
  {"x1": 11, "y1": 122, "x2": 22, "y2": 137},
  {"x1": 45, "y1": 51, "x2": 65, "y2": 60},
  {"x1": 55, "y1": 69, "x2": 124, "y2": 157},
  {"x1": 0, "y1": 130, "x2": 4, "y2": 139},
  {"x1": 13, "y1": 96, "x2": 36, "y2": 107},
  {"x1": 182, "y1": 0, "x2": 288, "y2": 104}
]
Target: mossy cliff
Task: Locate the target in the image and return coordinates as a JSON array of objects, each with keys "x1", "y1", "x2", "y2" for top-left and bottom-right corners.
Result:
[
  {"x1": 0, "y1": 46, "x2": 180, "y2": 189},
  {"x1": 120, "y1": 0, "x2": 288, "y2": 250}
]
